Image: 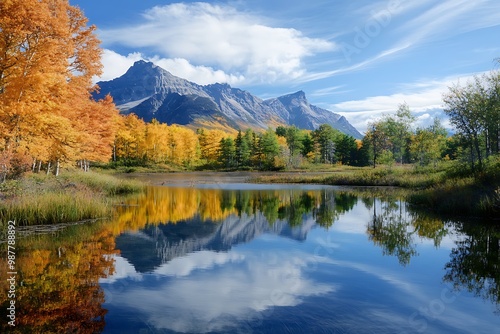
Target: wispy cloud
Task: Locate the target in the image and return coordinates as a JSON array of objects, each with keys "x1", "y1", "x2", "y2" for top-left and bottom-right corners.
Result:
[
  {"x1": 310, "y1": 85, "x2": 349, "y2": 97},
  {"x1": 299, "y1": 43, "x2": 411, "y2": 82},
  {"x1": 301, "y1": 0, "x2": 500, "y2": 82},
  {"x1": 399, "y1": 0, "x2": 500, "y2": 45}
]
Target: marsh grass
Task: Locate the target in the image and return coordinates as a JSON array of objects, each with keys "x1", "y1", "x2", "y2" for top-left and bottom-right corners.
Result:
[
  {"x1": 407, "y1": 177, "x2": 500, "y2": 216},
  {"x1": 0, "y1": 192, "x2": 109, "y2": 226},
  {"x1": 58, "y1": 170, "x2": 144, "y2": 195},
  {"x1": 408, "y1": 158, "x2": 500, "y2": 217},
  {"x1": 250, "y1": 165, "x2": 447, "y2": 189},
  {"x1": 0, "y1": 170, "x2": 144, "y2": 227}
]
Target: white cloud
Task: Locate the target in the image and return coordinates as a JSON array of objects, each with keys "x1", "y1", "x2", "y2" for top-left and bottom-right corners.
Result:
[
  {"x1": 150, "y1": 57, "x2": 245, "y2": 86},
  {"x1": 331, "y1": 73, "x2": 484, "y2": 133},
  {"x1": 99, "y1": 3, "x2": 334, "y2": 83},
  {"x1": 98, "y1": 49, "x2": 245, "y2": 85},
  {"x1": 105, "y1": 250, "x2": 334, "y2": 333},
  {"x1": 98, "y1": 50, "x2": 143, "y2": 82}
]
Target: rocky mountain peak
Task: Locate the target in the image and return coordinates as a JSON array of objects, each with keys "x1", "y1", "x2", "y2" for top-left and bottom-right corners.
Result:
[{"x1": 94, "y1": 61, "x2": 363, "y2": 138}]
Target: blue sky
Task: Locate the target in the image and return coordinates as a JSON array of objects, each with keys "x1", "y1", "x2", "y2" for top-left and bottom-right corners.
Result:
[{"x1": 70, "y1": 0, "x2": 500, "y2": 132}]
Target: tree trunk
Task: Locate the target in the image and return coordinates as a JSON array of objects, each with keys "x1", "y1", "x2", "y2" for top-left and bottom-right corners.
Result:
[
  {"x1": 473, "y1": 134, "x2": 483, "y2": 171},
  {"x1": 46, "y1": 161, "x2": 51, "y2": 175},
  {"x1": 55, "y1": 160, "x2": 60, "y2": 176}
]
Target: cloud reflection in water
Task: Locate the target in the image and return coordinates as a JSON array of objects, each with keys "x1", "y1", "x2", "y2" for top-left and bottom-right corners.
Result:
[{"x1": 102, "y1": 248, "x2": 335, "y2": 333}]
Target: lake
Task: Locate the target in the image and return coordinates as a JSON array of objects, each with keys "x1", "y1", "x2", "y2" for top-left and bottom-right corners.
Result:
[{"x1": 2, "y1": 176, "x2": 499, "y2": 333}]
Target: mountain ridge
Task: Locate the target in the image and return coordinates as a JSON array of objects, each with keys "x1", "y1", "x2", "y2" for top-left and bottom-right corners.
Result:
[{"x1": 94, "y1": 60, "x2": 362, "y2": 138}]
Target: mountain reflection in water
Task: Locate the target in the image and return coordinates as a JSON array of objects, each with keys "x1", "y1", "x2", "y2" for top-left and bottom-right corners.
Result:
[{"x1": 1, "y1": 184, "x2": 498, "y2": 333}]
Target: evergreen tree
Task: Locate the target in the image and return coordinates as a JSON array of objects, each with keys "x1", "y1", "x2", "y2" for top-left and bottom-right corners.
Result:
[
  {"x1": 336, "y1": 134, "x2": 358, "y2": 165},
  {"x1": 301, "y1": 132, "x2": 315, "y2": 159},
  {"x1": 313, "y1": 124, "x2": 339, "y2": 164},
  {"x1": 235, "y1": 130, "x2": 251, "y2": 167},
  {"x1": 218, "y1": 137, "x2": 236, "y2": 168},
  {"x1": 260, "y1": 129, "x2": 280, "y2": 169},
  {"x1": 285, "y1": 126, "x2": 304, "y2": 157}
]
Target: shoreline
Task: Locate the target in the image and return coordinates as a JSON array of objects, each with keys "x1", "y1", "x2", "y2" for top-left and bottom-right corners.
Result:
[
  {"x1": 0, "y1": 170, "x2": 144, "y2": 228},
  {"x1": 1, "y1": 164, "x2": 498, "y2": 228}
]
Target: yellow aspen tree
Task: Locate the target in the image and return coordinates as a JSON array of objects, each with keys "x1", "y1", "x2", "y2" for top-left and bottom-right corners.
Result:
[
  {"x1": 166, "y1": 125, "x2": 199, "y2": 166},
  {"x1": 145, "y1": 119, "x2": 172, "y2": 164},
  {"x1": 198, "y1": 129, "x2": 226, "y2": 164},
  {"x1": 0, "y1": 0, "x2": 105, "y2": 175},
  {"x1": 73, "y1": 94, "x2": 119, "y2": 170},
  {"x1": 114, "y1": 114, "x2": 146, "y2": 162},
  {"x1": 179, "y1": 127, "x2": 200, "y2": 167},
  {"x1": 167, "y1": 125, "x2": 182, "y2": 165}
]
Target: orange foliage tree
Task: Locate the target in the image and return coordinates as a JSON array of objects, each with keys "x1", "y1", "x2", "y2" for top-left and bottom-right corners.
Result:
[
  {"x1": 0, "y1": 0, "x2": 118, "y2": 177},
  {"x1": 0, "y1": 224, "x2": 118, "y2": 333}
]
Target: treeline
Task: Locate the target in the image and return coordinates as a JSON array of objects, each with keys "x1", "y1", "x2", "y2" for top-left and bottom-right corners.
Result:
[
  {"x1": 443, "y1": 70, "x2": 500, "y2": 172},
  {"x1": 112, "y1": 108, "x2": 449, "y2": 171},
  {"x1": 363, "y1": 67, "x2": 500, "y2": 173},
  {"x1": 362, "y1": 103, "x2": 449, "y2": 168},
  {"x1": 110, "y1": 115, "x2": 362, "y2": 170}
]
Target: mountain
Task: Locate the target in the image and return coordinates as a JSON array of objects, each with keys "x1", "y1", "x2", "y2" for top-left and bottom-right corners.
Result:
[
  {"x1": 94, "y1": 60, "x2": 362, "y2": 138},
  {"x1": 264, "y1": 90, "x2": 362, "y2": 137},
  {"x1": 115, "y1": 212, "x2": 316, "y2": 273}
]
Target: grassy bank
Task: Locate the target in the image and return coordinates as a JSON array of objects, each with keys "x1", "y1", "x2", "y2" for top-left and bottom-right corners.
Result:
[
  {"x1": 408, "y1": 177, "x2": 500, "y2": 216},
  {"x1": 408, "y1": 159, "x2": 500, "y2": 217},
  {"x1": 250, "y1": 162, "x2": 500, "y2": 217},
  {"x1": 0, "y1": 170, "x2": 144, "y2": 226},
  {"x1": 250, "y1": 165, "x2": 447, "y2": 189}
]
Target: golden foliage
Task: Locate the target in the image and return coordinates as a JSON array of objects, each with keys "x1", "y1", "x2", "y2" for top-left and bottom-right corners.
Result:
[
  {"x1": 111, "y1": 187, "x2": 236, "y2": 233},
  {"x1": 109, "y1": 186, "x2": 331, "y2": 233},
  {"x1": 0, "y1": 225, "x2": 117, "y2": 333},
  {"x1": 114, "y1": 117, "x2": 202, "y2": 167},
  {"x1": 0, "y1": 0, "x2": 118, "y2": 174}
]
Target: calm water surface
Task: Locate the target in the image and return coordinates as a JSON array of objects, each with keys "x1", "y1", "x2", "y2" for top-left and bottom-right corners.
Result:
[{"x1": 2, "y1": 178, "x2": 499, "y2": 333}]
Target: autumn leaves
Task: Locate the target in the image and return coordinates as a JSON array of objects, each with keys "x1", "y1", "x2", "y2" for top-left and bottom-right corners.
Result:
[{"x1": 0, "y1": 0, "x2": 117, "y2": 177}]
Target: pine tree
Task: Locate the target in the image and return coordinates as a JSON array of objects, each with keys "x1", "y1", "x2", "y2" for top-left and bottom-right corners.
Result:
[
  {"x1": 235, "y1": 130, "x2": 251, "y2": 167},
  {"x1": 218, "y1": 137, "x2": 236, "y2": 168},
  {"x1": 260, "y1": 129, "x2": 280, "y2": 170}
]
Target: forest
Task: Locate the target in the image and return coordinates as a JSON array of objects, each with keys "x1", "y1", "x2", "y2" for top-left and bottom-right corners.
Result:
[{"x1": 1, "y1": 0, "x2": 499, "y2": 182}]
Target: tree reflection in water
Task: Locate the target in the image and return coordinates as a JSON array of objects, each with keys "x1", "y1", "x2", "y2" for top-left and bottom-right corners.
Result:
[
  {"x1": 1, "y1": 185, "x2": 499, "y2": 333},
  {"x1": 364, "y1": 192, "x2": 499, "y2": 312},
  {"x1": 443, "y1": 222, "x2": 500, "y2": 313},
  {"x1": 0, "y1": 222, "x2": 117, "y2": 333}
]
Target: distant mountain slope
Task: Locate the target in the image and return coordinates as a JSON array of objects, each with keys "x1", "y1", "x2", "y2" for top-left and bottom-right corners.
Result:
[
  {"x1": 94, "y1": 60, "x2": 362, "y2": 138},
  {"x1": 264, "y1": 91, "x2": 362, "y2": 138}
]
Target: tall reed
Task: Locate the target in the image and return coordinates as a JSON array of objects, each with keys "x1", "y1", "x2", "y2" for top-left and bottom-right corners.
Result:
[
  {"x1": 0, "y1": 192, "x2": 109, "y2": 226},
  {"x1": 0, "y1": 170, "x2": 144, "y2": 227}
]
